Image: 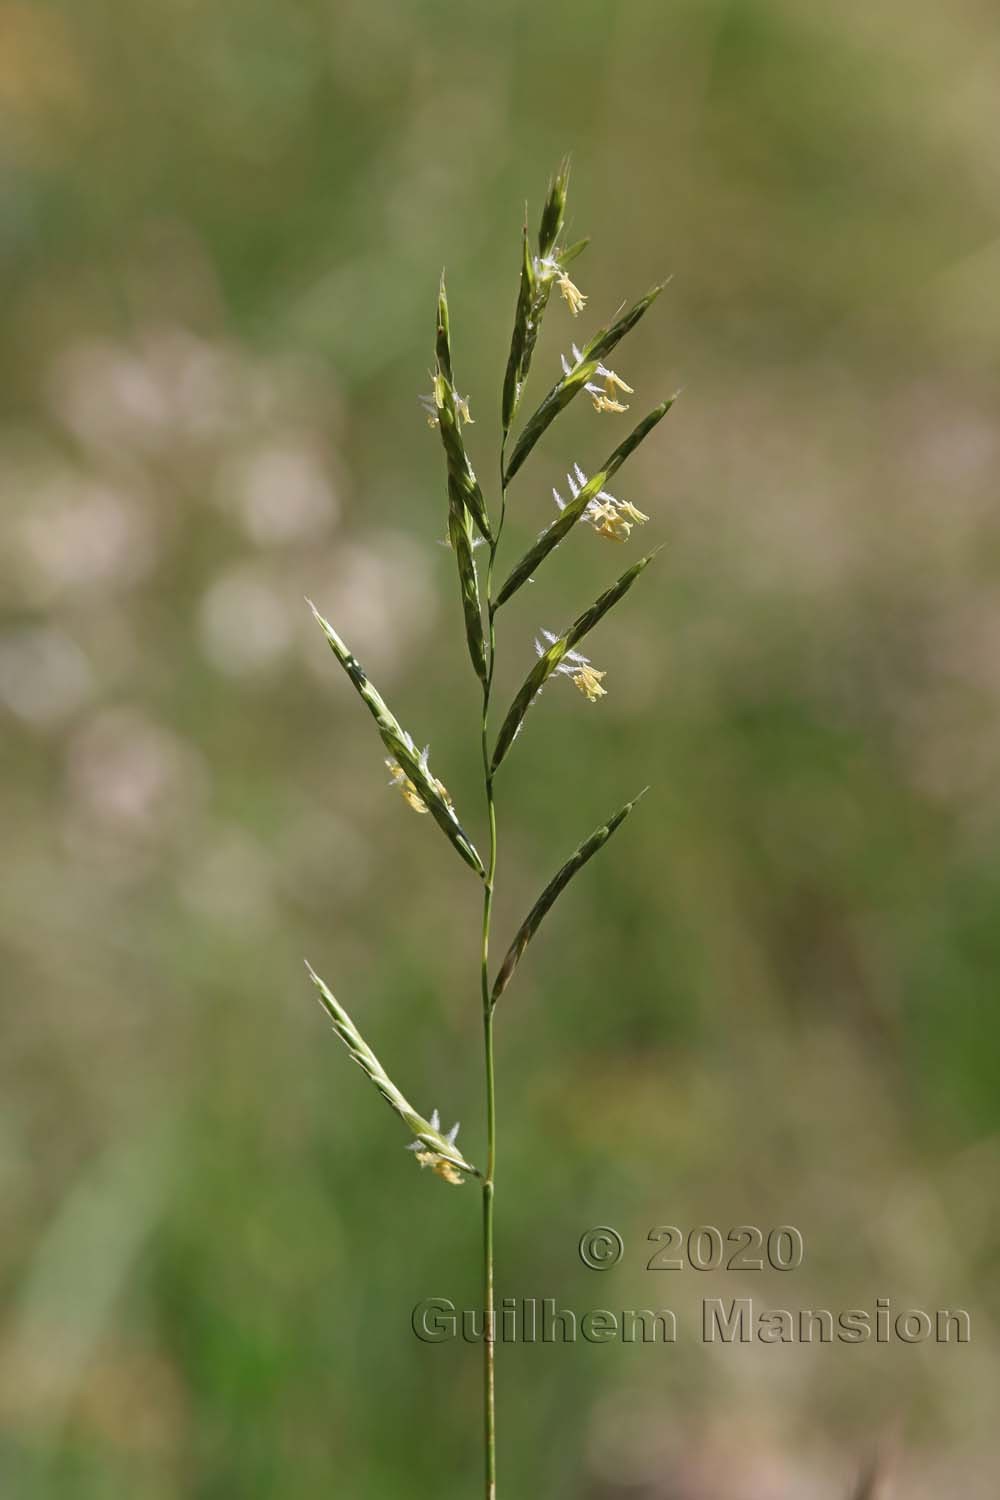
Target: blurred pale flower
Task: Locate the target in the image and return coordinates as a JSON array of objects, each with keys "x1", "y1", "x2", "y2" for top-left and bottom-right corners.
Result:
[
  {"x1": 48, "y1": 328, "x2": 343, "y2": 463},
  {"x1": 149, "y1": 330, "x2": 249, "y2": 442},
  {"x1": 199, "y1": 564, "x2": 295, "y2": 677},
  {"x1": 47, "y1": 341, "x2": 172, "y2": 455},
  {"x1": 48, "y1": 331, "x2": 244, "y2": 454},
  {"x1": 0, "y1": 627, "x2": 94, "y2": 727},
  {"x1": 220, "y1": 439, "x2": 338, "y2": 545},
  {"x1": 66, "y1": 708, "x2": 209, "y2": 837},
  {"x1": 18, "y1": 476, "x2": 155, "y2": 597}
]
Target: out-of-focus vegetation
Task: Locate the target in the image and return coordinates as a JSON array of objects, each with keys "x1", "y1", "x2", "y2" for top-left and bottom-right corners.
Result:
[{"x1": 2, "y1": 1, "x2": 999, "y2": 1495}]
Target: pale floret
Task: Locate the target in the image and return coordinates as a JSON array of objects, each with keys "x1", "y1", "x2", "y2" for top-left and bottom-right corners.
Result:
[
  {"x1": 589, "y1": 391, "x2": 629, "y2": 414},
  {"x1": 616, "y1": 500, "x2": 650, "y2": 525},
  {"x1": 586, "y1": 362, "x2": 634, "y2": 413},
  {"x1": 534, "y1": 629, "x2": 608, "y2": 703},
  {"x1": 437, "y1": 532, "x2": 487, "y2": 551},
  {"x1": 419, "y1": 390, "x2": 474, "y2": 428},
  {"x1": 551, "y1": 463, "x2": 648, "y2": 544},
  {"x1": 407, "y1": 1109, "x2": 465, "y2": 1184},
  {"x1": 560, "y1": 345, "x2": 634, "y2": 412},
  {"x1": 588, "y1": 499, "x2": 632, "y2": 542},
  {"x1": 569, "y1": 663, "x2": 607, "y2": 701},
  {"x1": 385, "y1": 743, "x2": 456, "y2": 819},
  {"x1": 538, "y1": 258, "x2": 587, "y2": 317},
  {"x1": 387, "y1": 759, "x2": 429, "y2": 813}
]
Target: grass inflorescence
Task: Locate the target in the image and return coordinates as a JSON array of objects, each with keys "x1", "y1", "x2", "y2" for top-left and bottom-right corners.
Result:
[{"x1": 304, "y1": 160, "x2": 674, "y2": 1497}]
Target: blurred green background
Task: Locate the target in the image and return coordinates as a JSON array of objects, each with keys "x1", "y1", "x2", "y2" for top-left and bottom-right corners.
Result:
[{"x1": 2, "y1": 1, "x2": 999, "y2": 1495}]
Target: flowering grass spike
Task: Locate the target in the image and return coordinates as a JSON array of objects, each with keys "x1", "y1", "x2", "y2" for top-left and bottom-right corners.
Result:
[{"x1": 303, "y1": 162, "x2": 673, "y2": 1498}]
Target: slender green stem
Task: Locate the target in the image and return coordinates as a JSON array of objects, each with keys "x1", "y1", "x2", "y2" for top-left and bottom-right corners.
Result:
[
  {"x1": 479, "y1": 443, "x2": 508, "y2": 1500},
  {"x1": 480, "y1": 835, "x2": 496, "y2": 1500}
]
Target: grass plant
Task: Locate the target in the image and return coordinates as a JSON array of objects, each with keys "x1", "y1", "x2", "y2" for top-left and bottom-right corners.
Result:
[{"x1": 304, "y1": 162, "x2": 674, "y2": 1497}]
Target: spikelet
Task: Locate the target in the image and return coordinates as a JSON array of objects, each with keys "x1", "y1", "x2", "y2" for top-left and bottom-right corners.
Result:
[{"x1": 306, "y1": 963, "x2": 477, "y2": 1183}]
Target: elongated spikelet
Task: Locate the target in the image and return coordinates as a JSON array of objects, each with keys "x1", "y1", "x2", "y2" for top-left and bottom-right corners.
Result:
[
  {"x1": 503, "y1": 357, "x2": 602, "y2": 485},
  {"x1": 306, "y1": 963, "x2": 478, "y2": 1180},
  {"x1": 434, "y1": 278, "x2": 491, "y2": 542},
  {"x1": 537, "y1": 156, "x2": 570, "y2": 260},
  {"x1": 492, "y1": 789, "x2": 648, "y2": 1004},
  {"x1": 307, "y1": 600, "x2": 485, "y2": 876},
  {"x1": 502, "y1": 158, "x2": 590, "y2": 437},
  {"x1": 447, "y1": 494, "x2": 488, "y2": 684},
  {"x1": 502, "y1": 223, "x2": 537, "y2": 436},
  {"x1": 492, "y1": 551, "x2": 659, "y2": 772},
  {"x1": 496, "y1": 397, "x2": 676, "y2": 607}
]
